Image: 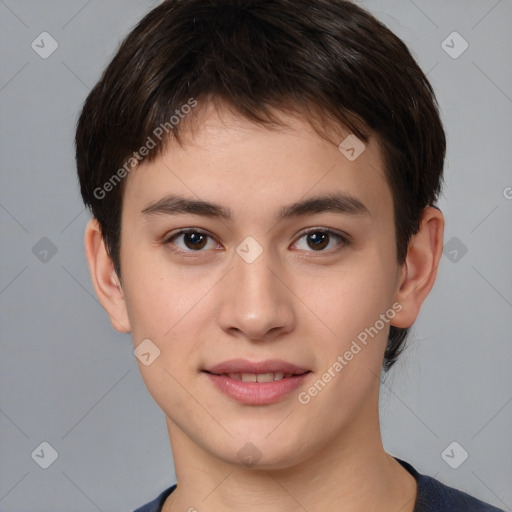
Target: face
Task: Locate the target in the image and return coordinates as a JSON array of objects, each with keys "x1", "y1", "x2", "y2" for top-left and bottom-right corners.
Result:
[{"x1": 116, "y1": 103, "x2": 404, "y2": 469}]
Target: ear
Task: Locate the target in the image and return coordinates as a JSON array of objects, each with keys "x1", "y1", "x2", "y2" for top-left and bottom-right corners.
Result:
[
  {"x1": 84, "y1": 218, "x2": 131, "y2": 333},
  {"x1": 391, "y1": 206, "x2": 444, "y2": 328}
]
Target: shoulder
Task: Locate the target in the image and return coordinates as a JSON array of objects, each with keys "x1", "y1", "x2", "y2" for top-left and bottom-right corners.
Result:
[
  {"x1": 132, "y1": 484, "x2": 177, "y2": 512},
  {"x1": 395, "y1": 458, "x2": 506, "y2": 512}
]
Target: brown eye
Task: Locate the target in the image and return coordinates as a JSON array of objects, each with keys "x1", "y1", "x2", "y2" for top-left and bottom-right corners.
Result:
[
  {"x1": 306, "y1": 231, "x2": 330, "y2": 250},
  {"x1": 165, "y1": 229, "x2": 217, "y2": 252},
  {"x1": 182, "y1": 232, "x2": 208, "y2": 250},
  {"x1": 293, "y1": 229, "x2": 348, "y2": 252}
]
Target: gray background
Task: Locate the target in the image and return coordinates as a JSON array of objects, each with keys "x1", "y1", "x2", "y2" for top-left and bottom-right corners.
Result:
[{"x1": 1, "y1": 0, "x2": 511, "y2": 510}]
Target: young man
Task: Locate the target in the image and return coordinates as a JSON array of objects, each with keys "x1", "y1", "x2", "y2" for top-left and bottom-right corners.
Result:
[{"x1": 75, "y1": 1, "x2": 504, "y2": 511}]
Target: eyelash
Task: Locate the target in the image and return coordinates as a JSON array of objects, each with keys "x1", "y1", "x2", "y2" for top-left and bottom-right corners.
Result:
[{"x1": 162, "y1": 227, "x2": 350, "y2": 255}]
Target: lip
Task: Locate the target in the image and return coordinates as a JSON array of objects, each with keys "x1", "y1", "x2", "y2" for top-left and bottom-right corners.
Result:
[
  {"x1": 204, "y1": 372, "x2": 311, "y2": 405},
  {"x1": 204, "y1": 358, "x2": 309, "y2": 375}
]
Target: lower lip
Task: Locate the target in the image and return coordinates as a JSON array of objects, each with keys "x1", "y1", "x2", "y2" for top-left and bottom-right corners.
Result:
[{"x1": 204, "y1": 372, "x2": 311, "y2": 405}]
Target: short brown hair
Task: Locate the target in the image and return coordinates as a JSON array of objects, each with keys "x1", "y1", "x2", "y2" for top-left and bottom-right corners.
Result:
[{"x1": 75, "y1": 0, "x2": 446, "y2": 371}]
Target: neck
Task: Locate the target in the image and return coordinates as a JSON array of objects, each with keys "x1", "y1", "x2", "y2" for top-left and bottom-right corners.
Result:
[{"x1": 162, "y1": 389, "x2": 417, "y2": 512}]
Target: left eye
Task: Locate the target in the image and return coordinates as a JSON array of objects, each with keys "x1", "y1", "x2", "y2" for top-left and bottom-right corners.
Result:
[{"x1": 293, "y1": 229, "x2": 347, "y2": 252}]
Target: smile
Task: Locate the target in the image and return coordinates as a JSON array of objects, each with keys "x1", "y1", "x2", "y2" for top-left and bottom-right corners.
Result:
[{"x1": 203, "y1": 371, "x2": 311, "y2": 405}]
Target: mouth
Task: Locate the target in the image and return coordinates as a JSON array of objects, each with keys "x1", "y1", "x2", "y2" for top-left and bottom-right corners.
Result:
[
  {"x1": 201, "y1": 359, "x2": 312, "y2": 405},
  {"x1": 203, "y1": 358, "x2": 311, "y2": 376},
  {"x1": 202, "y1": 370, "x2": 310, "y2": 382},
  {"x1": 202, "y1": 371, "x2": 312, "y2": 405}
]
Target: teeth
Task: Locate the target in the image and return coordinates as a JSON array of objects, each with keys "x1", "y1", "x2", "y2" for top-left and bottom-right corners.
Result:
[
  {"x1": 256, "y1": 372, "x2": 274, "y2": 383},
  {"x1": 225, "y1": 372, "x2": 289, "y2": 382}
]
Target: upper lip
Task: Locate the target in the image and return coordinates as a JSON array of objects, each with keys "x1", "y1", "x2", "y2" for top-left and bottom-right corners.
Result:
[{"x1": 204, "y1": 359, "x2": 310, "y2": 375}]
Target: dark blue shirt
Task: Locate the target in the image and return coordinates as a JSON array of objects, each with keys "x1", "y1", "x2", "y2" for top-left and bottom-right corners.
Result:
[{"x1": 133, "y1": 457, "x2": 505, "y2": 511}]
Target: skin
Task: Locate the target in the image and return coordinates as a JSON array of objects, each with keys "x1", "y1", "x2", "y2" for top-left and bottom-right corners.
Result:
[{"x1": 84, "y1": 102, "x2": 444, "y2": 512}]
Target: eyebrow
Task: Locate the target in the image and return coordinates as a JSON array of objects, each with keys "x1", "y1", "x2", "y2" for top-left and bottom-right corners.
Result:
[{"x1": 141, "y1": 192, "x2": 370, "y2": 220}]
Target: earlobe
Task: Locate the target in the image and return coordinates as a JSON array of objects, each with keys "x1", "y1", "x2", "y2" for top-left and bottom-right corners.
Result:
[
  {"x1": 84, "y1": 218, "x2": 131, "y2": 333},
  {"x1": 391, "y1": 206, "x2": 445, "y2": 328}
]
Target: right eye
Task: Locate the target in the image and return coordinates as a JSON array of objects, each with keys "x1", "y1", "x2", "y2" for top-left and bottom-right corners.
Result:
[{"x1": 163, "y1": 229, "x2": 220, "y2": 253}]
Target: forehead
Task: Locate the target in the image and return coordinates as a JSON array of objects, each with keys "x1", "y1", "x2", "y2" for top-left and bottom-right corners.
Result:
[{"x1": 122, "y1": 103, "x2": 392, "y2": 223}]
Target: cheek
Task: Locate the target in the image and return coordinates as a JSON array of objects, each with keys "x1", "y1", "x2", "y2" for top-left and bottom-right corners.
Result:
[
  {"x1": 307, "y1": 259, "x2": 395, "y2": 339},
  {"x1": 300, "y1": 249, "x2": 399, "y2": 400},
  {"x1": 122, "y1": 267, "x2": 207, "y2": 411},
  {"x1": 121, "y1": 245, "x2": 210, "y2": 338},
  {"x1": 295, "y1": 264, "x2": 394, "y2": 427},
  {"x1": 121, "y1": 251, "x2": 221, "y2": 401}
]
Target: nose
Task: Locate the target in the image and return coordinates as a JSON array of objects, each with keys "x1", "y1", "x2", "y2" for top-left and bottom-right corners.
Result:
[{"x1": 217, "y1": 246, "x2": 296, "y2": 342}]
